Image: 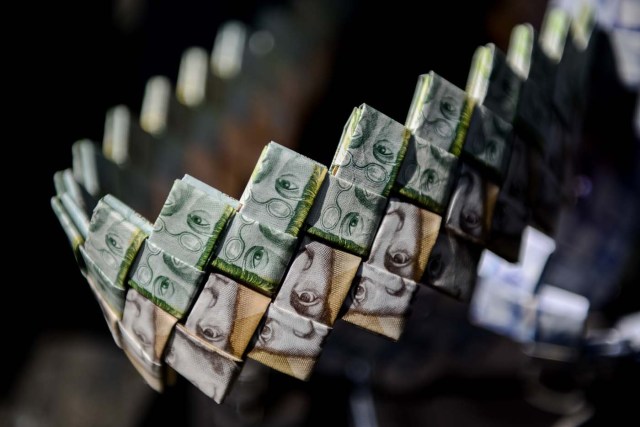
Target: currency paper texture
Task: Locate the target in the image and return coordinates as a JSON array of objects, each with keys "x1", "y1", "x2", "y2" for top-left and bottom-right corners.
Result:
[
  {"x1": 445, "y1": 164, "x2": 499, "y2": 245},
  {"x1": 274, "y1": 237, "x2": 361, "y2": 326},
  {"x1": 331, "y1": 104, "x2": 409, "y2": 197},
  {"x1": 463, "y1": 104, "x2": 513, "y2": 181},
  {"x1": 149, "y1": 177, "x2": 237, "y2": 269},
  {"x1": 405, "y1": 72, "x2": 473, "y2": 156},
  {"x1": 80, "y1": 246, "x2": 128, "y2": 317},
  {"x1": 467, "y1": 45, "x2": 522, "y2": 123},
  {"x1": 184, "y1": 273, "x2": 271, "y2": 358},
  {"x1": 248, "y1": 304, "x2": 331, "y2": 381},
  {"x1": 212, "y1": 212, "x2": 297, "y2": 296},
  {"x1": 395, "y1": 136, "x2": 459, "y2": 214},
  {"x1": 306, "y1": 174, "x2": 387, "y2": 257},
  {"x1": 84, "y1": 196, "x2": 150, "y2": 290},
  {"x1": 84, "y1": 261, "x2": 125, "y2": 347},
  {"x1": 367, "y1": 197, "x2": 441, "y2": 282},
  {"x1": 120, "y1": 289, "x2": 179, "y2": 386},
  {"x1": 51, "y1": 196, "x2": 85, "y2": 261},
  {"x1": 119, "y1": 322, "x2": 165, "y2": 392},
  {"x1": 342, "y1": 263, "x2": 418, "y2": 341},
  {"x1": 517, "y1": 41, "x2": 557, "y2": 148},
  {"x1": 129, "y1": 241, "x2": 205, "y2": 318},
  {"x1": 166, "y1": 324, "x2": 242, "y2": 403},
  {"x1": 422, "y1": 231, "x2": 482, "y2": 302},
  {"x1": 239, "y1": 142, "x2": 327, "y2": 236}
]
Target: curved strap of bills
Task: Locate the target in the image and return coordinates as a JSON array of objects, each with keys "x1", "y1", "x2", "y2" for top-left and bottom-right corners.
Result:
[{"x1": 50, "y1": 4, "x2": 598, "y2": 403}]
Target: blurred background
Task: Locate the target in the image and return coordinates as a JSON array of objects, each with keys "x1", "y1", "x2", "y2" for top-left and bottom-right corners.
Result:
[{"x1": 5, "y1": 0, "x2": 639, "y2": 426}]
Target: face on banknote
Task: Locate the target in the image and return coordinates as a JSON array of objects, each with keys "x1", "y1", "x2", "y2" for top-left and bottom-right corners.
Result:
[
  {"x1": 275, "y1": 238, "x2": 360, "y2": 326},
  {"x1": 185, "y1": 273, "x2": 270, "y2": 357},
  {"x1": 368, "y1": 198, "x2": 440, "y2": 281}
]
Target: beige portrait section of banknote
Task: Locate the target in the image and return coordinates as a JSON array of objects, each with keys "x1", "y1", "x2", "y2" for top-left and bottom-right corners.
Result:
[
  {"x1": 274, "y1": 237, "x2": 361, "y2": 327},
  {"x1": 184, "y1": 273, "x2": 271, "y2": 359},
  {"x1": 119, "y1": 289, "x2": 178, "y2": 391},
  {"x1": 248, "y1": 304, "x2": 331, "y2": 380},
  {"x1": 121, "y1": 289, "x2": 179, "y2": 361},
  {"x1": 119, "y1": 289, "x2": 179, "y2": 391},
  {"x1": 421, "y1": 230, "x2": 483, "y2": 302},
  {"x1": 165, "y1": 324, "x2": 242, "y2": 403},
  {"x1": 339, "y1": 198, "x2": 441, "y2": 340},
  {"x1": 342, "y1": 263, "x2": 419, "y2": 341},
  {"x1": 367, "y1": 197, "x2": 441, "y2": 282}
]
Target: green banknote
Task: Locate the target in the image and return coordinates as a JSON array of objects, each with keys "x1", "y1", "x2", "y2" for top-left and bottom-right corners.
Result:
[
  {"x1": 507, "y1": 24, "x2": 534, "y2": 80},
  {"x1": 129, "y1": 240, "x2": 205, "y2": 318},
  {"x1": 306, "y1": 174, "x2": 387, "y2": 257},
  {"x1": 331, "y1": 104, "x2": 409, "y2": 196},
  {"x1": 540, "y1": 8, "x2": 570, "y2": 64},
  {"x1": 53, "y1": 169, "x2": 86, "y2": 211},
  {"x1": 60, "y1": 193, "x2": 90, "y2": 239},
  {"x1": 72, "y1": 140, "x2": 100, "y2": 196},
  {"x1": 405, "y1": 71, "x2": 473, "y2": 156},
  {"x1": 466, "y1": 44, "x2": 522, "y2": 123},
  {"x1": 51, "y1": 196, "x2": 85, "y2": 261},
  {"x1": 84, "y1": 196, "x2": 150, "y2": 290},
  {"x1": 79, "y1": 246, "x2": 127, "y2": 317},
  {"x1": 239, "y1": 142, "x2": 326, "y2": 236},
  {"x1": 212, "y1": 212, "x2": 297, "y2": 296},
  {"x1": 395, "y1": 136, "x2": 459, "y2": 214},
  {"x1": 463, "y1": 104, "x2": 513, "y2": 180},
  {"x1": 149, "y1": 177, "x2": 237, "y2": 269}
]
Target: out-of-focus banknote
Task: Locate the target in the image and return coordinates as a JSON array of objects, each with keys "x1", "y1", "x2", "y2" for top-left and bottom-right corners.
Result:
[
  {"x1": 84, "y1": 196, "x2": 150, "y2": 290},
  {"x1": 405, "y1": 71, "x2": 473, "y2": 156}
]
